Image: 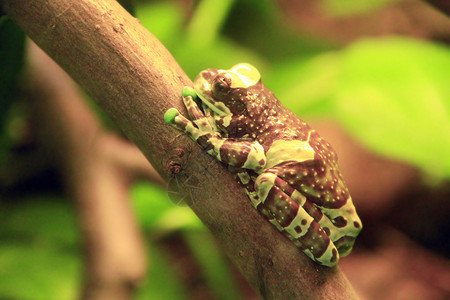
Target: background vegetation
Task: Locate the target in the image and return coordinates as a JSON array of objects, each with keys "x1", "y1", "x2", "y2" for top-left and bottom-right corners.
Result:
[{"x1": 0, "y1": 0, "x2": 448, "y2": 299}]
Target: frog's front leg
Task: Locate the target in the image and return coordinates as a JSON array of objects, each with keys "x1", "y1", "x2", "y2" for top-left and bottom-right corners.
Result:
[
  {"x1": 164, "y1": 88, "x2": 266, "y2": 171},
  {"x1": 164, "y1": 86, "x2": 222, "y2": 148},
  {"x1": 167, "y1": 111, "x2": 266, "y2": 170},
  {"x1": 254, "y1": 172, "x2": 339, "y2": 266},
  {"x1": 165, "y1": 87, "x2": 216, "y2": 134}
]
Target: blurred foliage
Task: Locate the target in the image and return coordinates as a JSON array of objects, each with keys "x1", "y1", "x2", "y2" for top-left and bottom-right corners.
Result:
[
  {"x1": 335, "y1": 38, "x2": 450, "y2": 178},
  {"x1": 131, "y1": 181, "x2": 203, "y2": 232},
  {"x1": 118, "y1": 0, "x2": 136, "y2": 16},
  {"x1": 131, "y1": 182, "x2": 241, "y2": 299},
  {"x1": 0, "y1": 17, "x2": 25, "y2": 126},
  {"x1": 0, "y1": 0, "x2": 449, "y2": 298},
  {"x1": 0, "y1": 198, "x2": 81, "y2": 299},
  {"x1": 0, "y1": 17, "x2": 25, "y2": 166},
  {"x1": 137, "y1": 0, "x2": 449, "y2": 178},
  {"x1": 270, "y1": 38, "x2": 450, "y2": 178},
  {"x1": 322, "y1": 0, "x2": 401, "y2": 16}
]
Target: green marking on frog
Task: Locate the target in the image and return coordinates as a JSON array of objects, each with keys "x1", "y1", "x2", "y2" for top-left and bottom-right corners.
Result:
[
  {"x1": 164, "y1": 63, "x2": 362, "y2": 267},
  {"x1": 181, "y1": 86, "x2": 197, "y2": 99},
  {"x1": 164, "y1": 108, "x2": 179, "y2": 124}
]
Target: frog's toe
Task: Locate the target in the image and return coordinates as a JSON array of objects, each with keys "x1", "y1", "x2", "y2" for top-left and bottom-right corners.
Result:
[
  {"x1": 333, "y1": 236, "x2": 356, "y2": 257},
  {"x1": 313, "y1": 240, "x2": 340, "y2": 267},
  {"x1": 164, "y1": 108, "x2": 180, "y2": 124},
  {"x1": 182, "y1": 86, "x2": 197, "y2": 99}
]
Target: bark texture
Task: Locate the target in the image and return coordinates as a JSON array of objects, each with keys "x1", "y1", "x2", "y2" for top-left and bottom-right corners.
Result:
[{"x1": 1, "y1": 0, "x2": 359, "y2": 298}]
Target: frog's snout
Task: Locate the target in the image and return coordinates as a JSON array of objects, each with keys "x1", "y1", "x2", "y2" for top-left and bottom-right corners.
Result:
[
  {"x1": 193, "y1": 69, "x2": 218, "y2": 91},
  {"x1": 197, "y1": 69, "x2": 217, "y2": 81}
]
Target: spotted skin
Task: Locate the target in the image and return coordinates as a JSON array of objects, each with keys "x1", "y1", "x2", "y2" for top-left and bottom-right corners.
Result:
[{"x1": 164, "y1": 64, "x2": 362, "y2": 267}]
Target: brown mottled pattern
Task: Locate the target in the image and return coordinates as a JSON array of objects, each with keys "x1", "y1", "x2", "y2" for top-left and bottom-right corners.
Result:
[
  {"x1": 332, "y1": 216, "x2": 348, "y2": 228},
  {"x1": 207, "y1": 79, "x2": 360, "y2": 263},
  {"x1": 256, "y1": 202, "x2": 272, "y2": 221},
  {"x1": 264, "y1": 186, "x2": 299, "y2": 227},
  {"x1": 186, "y1": 97, "x2": 206, "y2": 121},
  {"x1": 302, "y1": 201, "x2": 324, "y2": 222},
  {"x1": 267, "y1": 160, "x2": 349, "y2": 209},
  {"x1": 195, "y1": 134, "x2": 215, "y2": 152},
  {"x1": 183, "y1": 67, "x2": 362, "y2": 266},
  {"x1": 273, "y1": 177, "x2": 296, "y2": 196},
  {"x1": 296, "y1": 221, "x2": 332, "y2": 260},
  {"x1": 220, "y1": 140, "x2": 255, "y2": 168}
]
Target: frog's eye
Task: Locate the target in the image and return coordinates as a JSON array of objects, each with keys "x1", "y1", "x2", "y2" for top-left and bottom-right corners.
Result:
[{"x1": 212, "y1": 74, "x2": 232, "y2": 94}]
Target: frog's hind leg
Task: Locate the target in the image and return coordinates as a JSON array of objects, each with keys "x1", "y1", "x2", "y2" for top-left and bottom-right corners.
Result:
[
  {"x1": 254, "y1": 172, "x2": 339, "y2": 267},
  {"x1": 234, "y1": 169, "x2": 293, "y2": 240},
  {"x1": 318, "y1": 199, "x2": 361, "y2": 257},
  {"x1": 274, "y1": 170, "x2": 360, "y2": 257},
  {"x1": 233, "y1": 168, "x2": 261, "y2": 208}
]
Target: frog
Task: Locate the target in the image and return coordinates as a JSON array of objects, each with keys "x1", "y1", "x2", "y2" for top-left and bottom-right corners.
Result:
[{"x1": 164, "y1": 63, "x2": 362, "y2": 267}]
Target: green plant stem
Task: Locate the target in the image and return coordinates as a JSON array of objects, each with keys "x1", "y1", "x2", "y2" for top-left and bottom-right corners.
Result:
[{"x1": 187, "y1": 0, "x2": 235, "y2": 46}]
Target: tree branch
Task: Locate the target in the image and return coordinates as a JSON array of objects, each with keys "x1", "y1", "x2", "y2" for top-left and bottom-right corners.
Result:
[
  {"x1": 27, "y1": 41, "x2": 151, "y2": 299},
  {"x1": 2, "y1": 0, "x2": 359, "y2": 298},
  {"x1": 424, "y1": 0, "x2": 450, "y2": 16}
]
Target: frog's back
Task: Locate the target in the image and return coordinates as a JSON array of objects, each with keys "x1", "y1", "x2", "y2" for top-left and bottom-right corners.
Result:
[
  {"x1": 306, "y1": 127, "x2": 358, "y2": 211},
  {"x1": 264, "y1": 124, "x2": 362, "y2": 251},
  {"x1": 266, "y1": 119, "x2": 350, "y2": 210},
  {"x1": 249, "y1": 85, "x2": 361, "y2": 236}
]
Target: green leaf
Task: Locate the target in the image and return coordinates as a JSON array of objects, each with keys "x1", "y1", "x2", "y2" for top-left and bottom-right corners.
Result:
[
  {"x1": 135, "y1": 1, "x2": 268, "y2": 80},
  {"x1": 0, "y1": 197, "x2": 79, "y2": 247},
  {"x1": 0, "y1": 198, "x2": 81, "y2": 300},
  {"x1": 136, "y1": 244, "x2": 186, "y2": 300},
  {"x1": 155, "y1": 206, "x2": 204, "y2": 233},
  {"x1": 130, "y1": 181, "x2": 174, "y2": 228},
  {"x1": 335, "y1": 37, "x2": 450, "y2": 178},
  {"x1": 187, "y1": 0, "x2": 235, "y2": 47},
  {"x1": 266, "y1": 53, "x2": 339, "y2": 117},
  {"x1": 0, "y1": 245, "x2": 80, "y2": 300},
  {"x1": 136, "y1": 1, "x2": 183, "y2": 48},
  {"x1": 130, "y1": 181, "x2": 203, "y2": 232}
]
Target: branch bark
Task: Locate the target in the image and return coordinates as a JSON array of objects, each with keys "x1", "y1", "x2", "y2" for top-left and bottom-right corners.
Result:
[
  {"x1": 1, "y1": 0, "x2": 359, "y2": 298},
  {"x1": 424, "y1": 0, "x2": 450, "y2": 16}
]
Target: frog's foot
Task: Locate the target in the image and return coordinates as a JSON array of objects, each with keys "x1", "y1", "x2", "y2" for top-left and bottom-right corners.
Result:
[
  {"x1": 182, "y1": 86, "x2": 218, "y2": 133},
  {"x1": 164, "y1": 108, "x2": 186, "y2": 130},
  {"x1": 318, "y1": 199, "x2": 361, "y2": 257},
  {"x1": 254, "y1": 172, "x2": 339, "y2": 267},
  {"x1": 164, "y1": 108, "x2": 204, "y2": 141},
  {"x1": 164, "y1": 107, "x2": 222, "y2": 154}
]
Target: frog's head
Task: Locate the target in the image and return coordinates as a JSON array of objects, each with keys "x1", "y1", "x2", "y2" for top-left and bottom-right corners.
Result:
[{"x1": 193, "y1": 63, "x2": 266, "y2": 134}]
